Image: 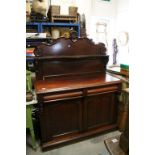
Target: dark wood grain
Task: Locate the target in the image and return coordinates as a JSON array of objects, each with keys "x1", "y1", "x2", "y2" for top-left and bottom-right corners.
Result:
[
  {"x1": 40, "y1": 98, "x2": 82, "y2": 142},
  {"x1": 34, "y1": 38, "x2": 108, "y2": 80},
  {"x1": 34, "y1": 38, "x2": 122, "y2": 151},
  {"x1": 34, "y1": 38, "x2": 107, "y2": 57},
  {"x1": 35, "y1": 73, "x2": 121, "y2": 94},
  {"x1": 86, "y1": 93, "x2": 116, "y2": 130}
]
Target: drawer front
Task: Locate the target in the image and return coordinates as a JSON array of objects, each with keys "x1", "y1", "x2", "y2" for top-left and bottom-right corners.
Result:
[
  {"x1": 87, "y1": 85, "x2": 119, "y2": 96},
  {"x1": 42, "y1": 91, "x2": 83, "y2": 102}
]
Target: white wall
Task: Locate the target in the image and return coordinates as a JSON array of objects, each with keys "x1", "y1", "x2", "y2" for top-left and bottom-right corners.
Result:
[
  {"x1": 89, "y1": 0, "x2": 118, "y2": 39},
  {"x1": 88, "y1": 0, "x2": 118, "y2": 64},
  {"x1": 116, "y1": 0, "x2": 129, "y2": 13},
  {"x1": 115, "y1": 0, "x2": 129, "y2": 36},
  {"x1": 115, "y1": 0, "x2": 129, "y2": 65},
  {"x1": 91, "y1": 0, "x2": 117, "y2": 18}
]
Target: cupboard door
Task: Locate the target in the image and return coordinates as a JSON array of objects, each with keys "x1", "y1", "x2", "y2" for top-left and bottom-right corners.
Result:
[
  {"x1": 85, "y1": 92, "x2": 118, "y2": 130},
  {"x1": 39, "y1": 98, "x2": 82, "y2": 142}
]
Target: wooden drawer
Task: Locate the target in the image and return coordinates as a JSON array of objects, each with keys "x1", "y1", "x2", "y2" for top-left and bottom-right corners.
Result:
[
  {"x1": 42, "y1": 90, "x2": 83, "y2": 102},
  {"x1": 87, "y1": 85, "x2": 119, "y2": 96}
]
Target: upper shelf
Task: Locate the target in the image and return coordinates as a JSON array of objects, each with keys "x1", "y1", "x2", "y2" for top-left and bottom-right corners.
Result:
[
  {"x1": 26, "y1": 22, "x2": 81, "y2": 36},
  {"x1": 41, "y1": 22, "x2": 80, "y2": 27},
  {"x1": 26, "y1": 22, "x2": 80, "y2": 26}
]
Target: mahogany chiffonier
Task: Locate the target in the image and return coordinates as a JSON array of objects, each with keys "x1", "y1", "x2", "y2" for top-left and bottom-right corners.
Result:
[{"x1": 34, "y1": 38, "x2": 122, "y2": 151}]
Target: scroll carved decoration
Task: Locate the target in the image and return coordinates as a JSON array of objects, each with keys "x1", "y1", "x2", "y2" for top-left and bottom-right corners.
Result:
[{"x1": 34, "y1": 38, "x2": 107, "y2": 57}]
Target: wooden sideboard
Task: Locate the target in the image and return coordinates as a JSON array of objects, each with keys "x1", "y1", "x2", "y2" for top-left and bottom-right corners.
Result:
[{"x1": 34, "y1": 38, "x2": 122, "y2": 151}]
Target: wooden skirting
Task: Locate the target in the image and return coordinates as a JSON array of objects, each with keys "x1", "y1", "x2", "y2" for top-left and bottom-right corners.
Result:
[{"x1": 42, "y1": 124, "x2": 118, "y2": 151}]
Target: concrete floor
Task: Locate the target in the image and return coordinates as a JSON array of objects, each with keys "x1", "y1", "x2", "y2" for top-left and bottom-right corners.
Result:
[{"x1": 27, "y1": 130, "x2": 121, "y2": 155}]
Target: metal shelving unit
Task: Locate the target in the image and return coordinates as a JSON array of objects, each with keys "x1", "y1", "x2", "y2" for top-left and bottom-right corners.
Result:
[
  {"x1": 26, "y1": 22, "x2": 42, "y2": 32},
  {"x1": 26, "y1": 22, "x2": 80, "y2": 37}
]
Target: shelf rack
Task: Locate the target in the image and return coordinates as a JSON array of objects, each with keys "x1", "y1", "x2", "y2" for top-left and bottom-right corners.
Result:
[{"x1": 26, "y1": 22, "x2": 81, "y2": 37}]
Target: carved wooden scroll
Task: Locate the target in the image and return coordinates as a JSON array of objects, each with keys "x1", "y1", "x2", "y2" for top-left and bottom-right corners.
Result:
[{"x1": 34, "y1": 38, "x2": 107, "y2": 57}]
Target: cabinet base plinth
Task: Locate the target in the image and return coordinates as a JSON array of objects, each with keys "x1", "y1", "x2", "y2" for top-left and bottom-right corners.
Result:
[{"x1": 41, "y1": 124, "x2": 118, "y2": 152}]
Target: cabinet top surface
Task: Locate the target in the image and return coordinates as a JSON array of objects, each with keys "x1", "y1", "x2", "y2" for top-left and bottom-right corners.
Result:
[{"x1": 35, "y1": 73, "x2": 121, "y2": 94}]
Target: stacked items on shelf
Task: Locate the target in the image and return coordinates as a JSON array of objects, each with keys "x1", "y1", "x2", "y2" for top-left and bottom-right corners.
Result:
[
  {"x1": 27, "y1": 1, "x2": 79, "y2": 23},
  {"x1": 26, "y1": 33, "x2": 46, "y2": 39},
  {"x1": 120, "y1": 64, "x2": 129, "y2": 76},
  {"x1": 26, "y1": 3, "x2": 81, "y2": 39},
  {"x1": 30, "y1": 12, "x2": 49, "y2": 22},
  {"x1": 26, "y1": 47, "x2": 35, "y2": 72},
  {"x1": 30, "y1": 0, "x2": 49, "y2": 22},
  {"x1": 47, "y1": 5, "x2": 79, "y2": 39},
  {"x1": 26, "y1": 47, "x2": 35, "y2": 57},
  {"x1": 48, "y1": 5, "x2": 78, "y2": 23}
]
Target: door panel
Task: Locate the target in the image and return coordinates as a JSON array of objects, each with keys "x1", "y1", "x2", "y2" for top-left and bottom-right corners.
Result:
[
  {"x1": 86, "y1": 92, "x2": 117, "y2": 130},
  {"x1": 40, "y1": 98, "x2": 82, "y2": 142}
]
